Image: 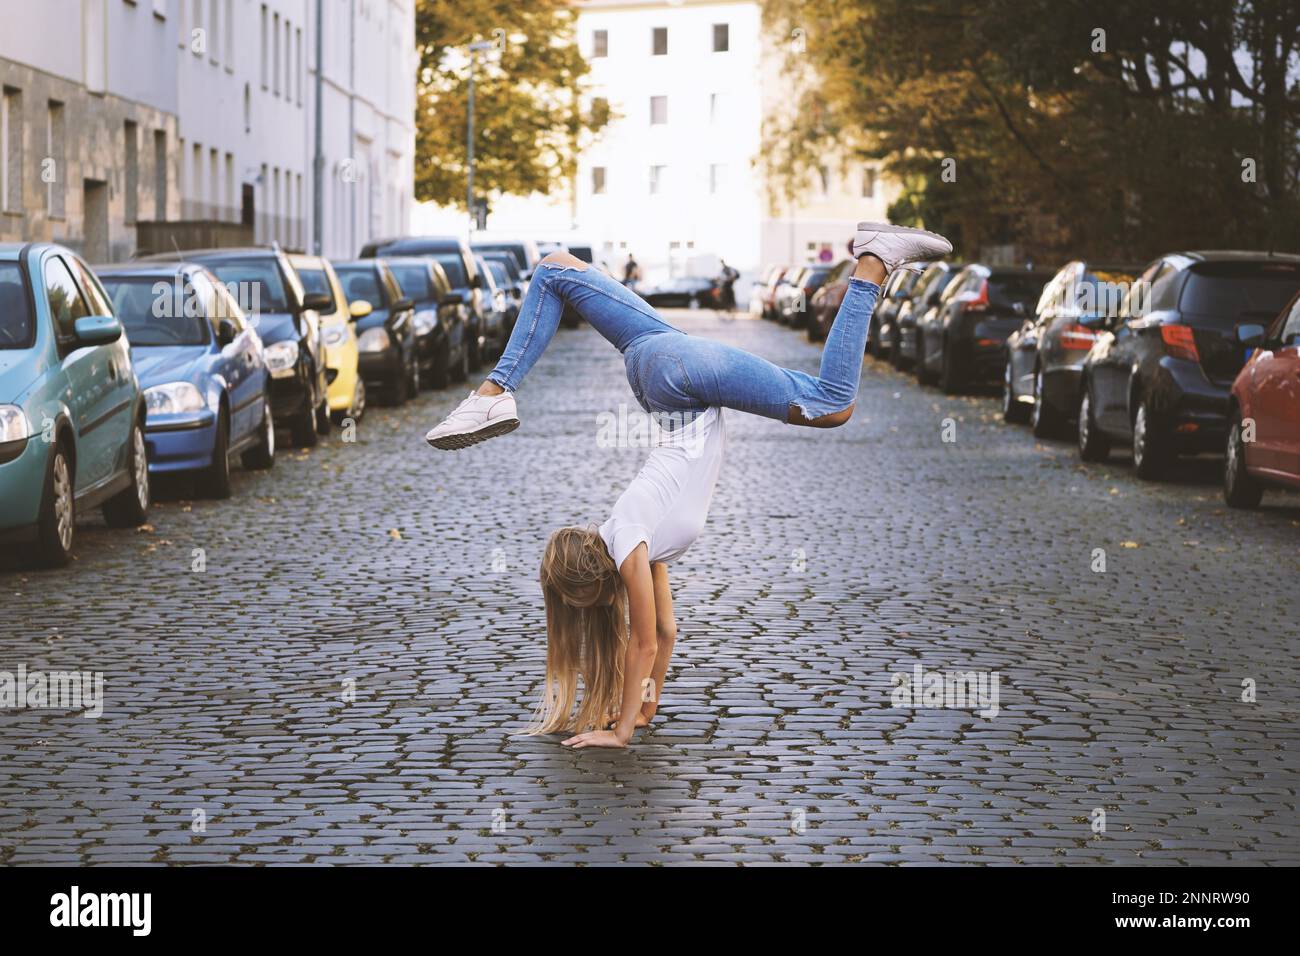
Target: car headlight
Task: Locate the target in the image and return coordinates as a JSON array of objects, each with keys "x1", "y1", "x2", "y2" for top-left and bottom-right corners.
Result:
[
  {"x1": 144, "y1": 382, "x2": 206, "y2": 418},
  {"x1": 322, "y1": 325, "x2": 349, "y2": 348},
  {"x1": 413, "y1": 310, "x2": 436, "y2": 335},
  {"x1": 264, "y1": 340, "x2": 300, "y2": 377},
  {"x1": 0, "y1": 404, "x2": 31, "y2": 443},
  {"x1": 357, "y1": 327, "x2": 391, "y2": 353}
]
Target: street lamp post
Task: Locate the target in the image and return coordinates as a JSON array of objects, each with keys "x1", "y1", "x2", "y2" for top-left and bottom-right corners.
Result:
[{"x1": 466, "y1": 39, "x2": 496, "y2": 242}]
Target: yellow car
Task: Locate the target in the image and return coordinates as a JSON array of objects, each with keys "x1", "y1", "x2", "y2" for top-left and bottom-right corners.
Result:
[{"x1": 289, "y1": 254, "x2": 366, "y2": 423}]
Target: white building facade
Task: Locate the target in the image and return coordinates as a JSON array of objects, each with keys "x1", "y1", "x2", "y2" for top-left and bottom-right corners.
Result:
[{"x1": 0, "y1": 0, "x2": 414, "y2": 262}]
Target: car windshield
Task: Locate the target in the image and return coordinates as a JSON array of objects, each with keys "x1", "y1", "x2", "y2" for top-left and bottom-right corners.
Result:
[
  {"x1": 101, "y1": 276, "x2": 210, "y2": 346},
  {"x1": 433, "y1": 253, "x2": 469, "y2": 288},
  {"x1": 487, "y1": 262, "x2": 510, "y2": 286},
  {"x1": 203, "y1": 259, "x2": 290, "y2": 313},
  {"x1": 334, "y1": 267, "x2": 386, "y2": 310},
  {"x1": 484, "y1": 255, "x2": 519, "y2": 280},
  {"x1": 989, "y1": 274, "x2": 1049, "y2": 308},
  {"x1": 388, "y1": 264, "x2": 433, "y2": 300},
  {"x1": 295, "y1": 267, "x2": 337, "y2": 312},
  {"x1": 473, "y1": 244, "x2": 525, "y2": 271},
  {"x1": 568, "y1": 246, "x2": 594, "y2": 263},
  {"x1": 1180, "y1": 264, "x2": 1300, "y2": 322},
  {"x1": 0, "y1": 263, "x2": 33, "y2": 349}
]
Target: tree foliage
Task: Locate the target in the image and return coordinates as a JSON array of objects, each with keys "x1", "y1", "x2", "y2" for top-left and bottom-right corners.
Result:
[
  {"x1": 761, "y1": 0, "x2": 1300, "y2": 261},
  {"x1": 415, "y1": 0, "x2": 609, "y2": 209}
]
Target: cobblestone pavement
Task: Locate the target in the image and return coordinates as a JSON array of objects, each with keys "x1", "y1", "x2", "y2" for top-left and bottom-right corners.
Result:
[{"x1": 2, "y1": 308, "x2": 1298, "y2": 866}]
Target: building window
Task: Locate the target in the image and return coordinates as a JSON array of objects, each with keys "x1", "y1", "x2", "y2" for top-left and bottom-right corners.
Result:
[
  {"x1": 224, "y1": 0, "x2": 234, "y2": 68},
  {"x1": 192, "y1": 142, "x2": 203, "y2": 215},
  {"x1": 153, "y1": 0, "x2": 167, "y2": 17},
  {"x1": 1, "y1": 88, "x2": 21, "y2": 214},
  {"x1": 710, "y1": 92, "x2": 723, "y2": 123},
  {"x1": 124, "y1": 121, "x2": 139, "y2": 223},
  {"x1": 191, "y1": 0, "x2": 202, "y2": 56},
  {"x1": 46, "y1": 101, "x2": 65, "y2": 219},
  {"x1": 260, "y1": 5, "x2": 268, "y2": 89},
  {"x1": 709, "y1": 163, "x2": 723, "y2": 194},
  {"x1": 650, "y1": 95, "x2": 667, "y2": 125},
  {"x1": 272, "y1": 13, "x2": 281, "y2": 96},
  {"x1": 208, "y1": 0, "x2": 219, "y2": 63},
  {"x1": 225, "y1": 153, "x2": 234, "y2": 222},
  {"x1": 592, "y1": 29, "x2": 607, "y2": 58},
  {"x1": 652, "y1": 27, "x2": 667, "y2": 56},
  {"x1": 713, "y1": 24, "x2": 729, "y2": 52},
  {"x1": 649, "y1": 165, "x2": 665, "y2": 194},
  {"x1": 592, "y1": 166, "x2": 606, "y2": 195},
  {"x1": 153, "y1": 130, "x2": 167, "y2": 219},
  {"x1": 862, "y1": 166, "x2": 878, "y2": 198},
  {"x1": 295, "y1": 27, "x2": 303, "y2": 105}
]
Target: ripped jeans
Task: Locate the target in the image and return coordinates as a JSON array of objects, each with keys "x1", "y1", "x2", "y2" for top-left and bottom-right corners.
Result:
[{"x1": 487, "y1": 261, "x2": 880, "y2": 422}]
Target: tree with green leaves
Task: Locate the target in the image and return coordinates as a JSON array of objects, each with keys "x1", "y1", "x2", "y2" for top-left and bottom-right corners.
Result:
[
  {"x1": 415, "y1": 0, "x2": 609, "y2": 212},
  {"x1": 760, "y1": 0, "x2": 1300, "y2": 262}
]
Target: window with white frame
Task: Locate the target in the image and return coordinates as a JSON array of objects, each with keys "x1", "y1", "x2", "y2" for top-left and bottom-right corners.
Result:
[{"x1": 650, "y1": 96, "x2": 667, "y2": 125}]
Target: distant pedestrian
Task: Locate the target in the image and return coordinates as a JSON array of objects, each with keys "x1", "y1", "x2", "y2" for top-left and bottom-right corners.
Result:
[
  {"x1": 717, "y1": 260, "x2": 739, "y2": 314},
  {"x1": 622, "y1": 254, "x2": 641, "y2": 289},
  {"x1": 425, "y1": 222, "x2": 952, "y2": 749}
]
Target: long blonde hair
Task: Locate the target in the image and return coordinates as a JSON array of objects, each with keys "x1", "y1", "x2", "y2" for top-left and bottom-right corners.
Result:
[{"x1": 525, "y1": 525, "x2": 627, "y2": 735}]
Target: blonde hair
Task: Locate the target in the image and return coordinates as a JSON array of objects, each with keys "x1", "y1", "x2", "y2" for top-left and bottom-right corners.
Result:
[{"x1": 525, "y1": 525, "x2": 627, "y2": 735}]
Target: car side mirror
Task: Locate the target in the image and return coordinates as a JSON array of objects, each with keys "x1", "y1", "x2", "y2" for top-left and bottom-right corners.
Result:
[
  {"x1": 300, "y1": 291, "x2": 332, "y2": 313},
  {"x1": 392, "y1": 297, "x2": 414, "y2": 313},
  {"x1": 217, "y1": 318, "x2": 238, "y2": 347},
  {"x1": 1236, "y1": 323, "x2": 1267, "y2": 348},
  {"x1": 348, "y1": 300, "x2": 373, "y2": 320},
  {"x1": 439, "y1": 293, "x2": 461, "y2": 308},
  {"x1": 74, "y1": 315, "x2": 122, "y2": 346}
]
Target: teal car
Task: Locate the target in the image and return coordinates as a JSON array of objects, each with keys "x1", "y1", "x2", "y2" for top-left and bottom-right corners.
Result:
[{"x1": 0, "y1": 243, "x2": 151, "y2": 567}]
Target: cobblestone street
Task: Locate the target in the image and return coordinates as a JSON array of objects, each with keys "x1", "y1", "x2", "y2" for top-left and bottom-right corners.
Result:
[{"x1": 2, "y1": 309, "x2": 1298, "y2": 865}]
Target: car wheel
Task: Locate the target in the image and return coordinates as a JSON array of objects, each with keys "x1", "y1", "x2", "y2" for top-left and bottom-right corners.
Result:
[
  {"x1": 351, "y1": 380, "x2": 366, "y2": 422},
  {"x1": 428, "y1": 341, "x2": 451, "y2": 390},
  {"x1": 1030, "y1": 367, "x2": 1065, "y2": 438},
  {"x1": 939, "y1": 338, "x2": 961, "y2": 394},
  {"x1": 103, "y1": 417, "x2": 151, "y2": 528},
  {"x1": 1131, "y1": 398, "x2": 1169, "y2": 480},
  {"x1": 242, "y1": 396, "x2": 276, "y2": 469},
  {"x1": 467, "y1": 336, "x2": 482, "y2": 373},
  {"x1": 408, "y1": 354, "x2": 420, "y2": 396},
  {"x1": 914, "y1": 337, "x2": 932, "y2": 383},
  {"x1": 1002, "y1": 359, "x2": 1030, "y2": 424},
  {"x1": 290, "y1": 396, "x2": 320, "y2": 446},
  {"x1": 452, "y1": 340, "x2": 470, "y2": 383},
  {"x1": 35, "y1": 442, "x2": 75, "y2": 567},
  {"x1": 314, "y1": 394, "x2": 331, "y2": 436},
  {"x1": 197, "y1": 410, "x2": 233, "y2": 499},
  {"x1": 1077, "y1": 386, "x2": 1110, "y2": 462},
  {"x1": 1223, "y1": 409, "x2": 1263, "y2": 509}
]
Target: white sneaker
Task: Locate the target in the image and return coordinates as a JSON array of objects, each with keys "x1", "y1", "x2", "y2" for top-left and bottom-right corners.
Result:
[
  {"x1": 852, "y1": 222, "x2": 953, "y2": 273},
  {"x1": 425, "y1": 390, "x2": 520, "y2": 450}
]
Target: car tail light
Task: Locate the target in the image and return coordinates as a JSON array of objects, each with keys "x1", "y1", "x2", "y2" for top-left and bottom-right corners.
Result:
[
  {"x1": 1160, "y1": 323, "x2": 1200, "y2": 362},
  {"x1": 1060, "y1": 323, "x2": 1097, "y2": 350},
  {"x1": 964, "y1": 279, "x2": 989, "y2": 313}
]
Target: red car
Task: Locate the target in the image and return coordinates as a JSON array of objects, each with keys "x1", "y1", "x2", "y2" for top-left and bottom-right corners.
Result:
[{"x1": 1224, "y1": 291, "x2": 1300, "y2": 507}]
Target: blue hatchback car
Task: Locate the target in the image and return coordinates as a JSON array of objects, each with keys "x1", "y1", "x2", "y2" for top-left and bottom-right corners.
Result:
[{"x1": 97, "y1": 264, "x2": 276, "y2": 498}]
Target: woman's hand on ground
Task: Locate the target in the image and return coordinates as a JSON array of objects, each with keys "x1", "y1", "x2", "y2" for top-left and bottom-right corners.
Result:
[{"x1": 562, "y1": 729, "x2": 629, "y2": 749}]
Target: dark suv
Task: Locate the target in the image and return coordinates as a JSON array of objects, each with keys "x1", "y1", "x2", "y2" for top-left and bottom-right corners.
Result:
[
  {"x1": 153, "y1": 247, "x2": 331, "y2": 447},
  {"x1": 332, "y1": 259, "x2": 419, "y2": 405},
  {"x1": 361, "y1": 236, "x2": 486, "y2": 370},
  {"x1": 915, "y1": 264, "x2": 1051, "y2": 393},
  {"x1": 385, "y1": 256, "x2": 469, "y2": 389},
  {"x1": 1077, "y1": 251, "x2": 1300, "y2": 479}
]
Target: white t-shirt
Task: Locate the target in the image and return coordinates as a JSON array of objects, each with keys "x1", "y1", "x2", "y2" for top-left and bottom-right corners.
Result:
[{"x1": 599, "y1": 407, "x2": 727, "y2": 570}]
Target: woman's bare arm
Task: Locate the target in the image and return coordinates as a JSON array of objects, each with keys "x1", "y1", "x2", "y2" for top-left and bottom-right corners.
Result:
[
  {"x1": 642, "y1": 562, "x2": 676, "y2": 719},
  {"x1": 563, "y1": 543, "x2": 657, "y2": 748}
]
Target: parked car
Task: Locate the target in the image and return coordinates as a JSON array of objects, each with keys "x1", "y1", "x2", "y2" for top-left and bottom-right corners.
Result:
[
  {"x1": 915, "y1": 264, "x2": 1052, "y2": 393},
  {"x1": 1077, "y1": 251, "x2": 1300, "y2": 478},
  {"x1": 779, "y1": 265, "x2": 832, "y2": 330},
  {"x1": 470, "y1": 238, "x2": 541, "y2": 280},
  {"x1": 331, "y1": 260, "x2": 419, "y2": 405},
  {"x1": 1003, "y1": 260, "x2": 1140, "y2": 435},
  {"x1": 479, "y1": 256, "x2": 520, "y2": 338},
  {"x1": 97, "y1": 263, "x2": 275, "y2": 498},
  {"x1": 386, "y1": 256, "x2": 469, "y2": 388},
  {"x1": 289, "y1": 254, "x2": 365, "y2": 425},
  {"x1": 360, "y1": 236, "x2": 486, "y2": 369},
  {"x1": 749, "y1": 266, "x2": 780, "y2": 317},
  {"x1": 899, "y1": 262, "x2": 961, "y2": 373},
  {"x1": 807, "y1": 259, "x2": 855, "y2": 343},
  {"x1": 160, "y1": 247, "x2": 331, "y2": 447},
  {"x1": 478, "y1": 249, "x2": 526, "y2": 308},
  {"x1": 0, "y1": 242, "x2": 150, "y2": 566},
  {"x1": 472, "y1": 254, "x2": 510, "y2": 357},
  {"x1": 638, "y1": 276, "x2": 720, "y2": 309},
  {"x1": 869, "y1": 268, "x2": 922, "y2": 357},
  {"x1": 565, "y1": 242, "x2": 595, "y2": 264},
  {"x1": 1224, "y1": 291, "x2": 1300, "y2": 507}
]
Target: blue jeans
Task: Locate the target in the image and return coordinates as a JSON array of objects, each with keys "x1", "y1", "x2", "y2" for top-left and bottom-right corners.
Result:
[{"x1": 487, "y1": 262, "x2": 880, "y2": 422}]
